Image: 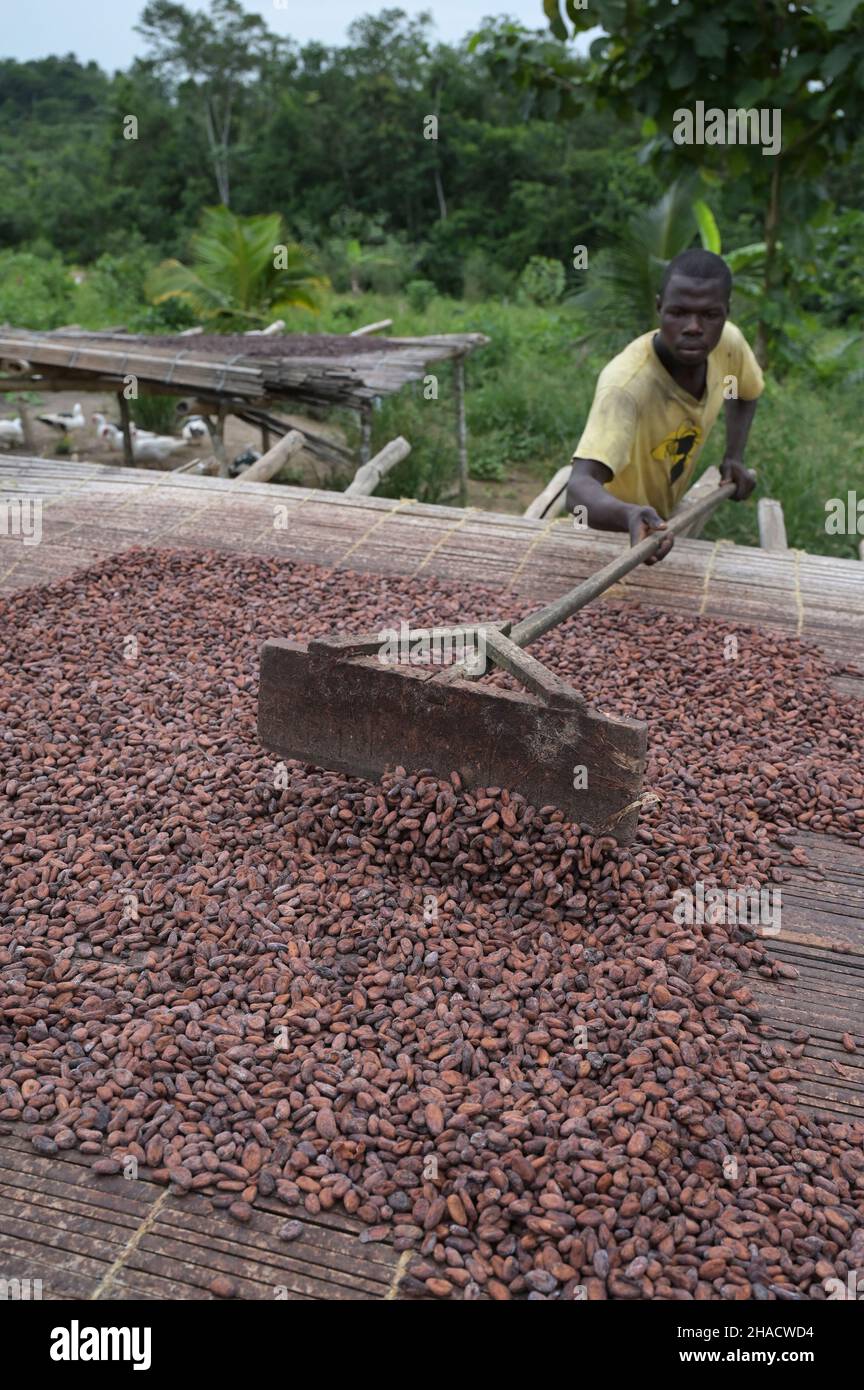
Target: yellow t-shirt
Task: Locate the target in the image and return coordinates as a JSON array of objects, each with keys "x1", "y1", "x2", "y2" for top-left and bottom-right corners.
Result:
[{"x1": 573, "y1": 322, "x2": 764, "y2": 519}]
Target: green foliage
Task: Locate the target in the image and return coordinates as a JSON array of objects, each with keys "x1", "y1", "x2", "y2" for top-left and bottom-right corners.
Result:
[
  {"x1": 0, "y1": 250, "x2": 73, "y2": 328},
  {"x1": 490, "y1": 1, "x2": 864, "y2": 365},
  {"x1": 568, "y1": 179, "x2": 731, "y2": 344},
  {"x1": 698, "y1": 375, "x2": 864, "y2": 558},
  {"x1": 808, "y1": 209, "x2": 864, "y2": 324},
  {"x1": 321, "y1": 214, "x2": 421, "y2": 296},
  {"x1": 132, "y1": 395, "x2": 181, "y2": 435},
  {"x1": 406, "y1": 279, "x2": 436, "y2": 313},
  {"x1": 68, "y1": 234, "x2": 196, "y2": 332},
  {"x1": 518, "y1": 256, "x2": 565, "y2": 306},
  {"x1": 461, "y1": 249, "x2": 517, "y2": 303},
  {"x1": 146, "y1": 205, "x2": 327, "y2": 329},
  {"x1": 136, "y1": 0, "x2": 289, "y2": 206}
]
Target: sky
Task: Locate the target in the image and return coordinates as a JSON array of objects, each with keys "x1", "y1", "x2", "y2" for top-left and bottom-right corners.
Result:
[{"x1": 3, "y1": 1, "x2": 554, "y2": 70}]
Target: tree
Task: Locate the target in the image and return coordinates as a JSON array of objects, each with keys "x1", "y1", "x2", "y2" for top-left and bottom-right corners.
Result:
[
  {"x1": 146, "y1": 205, "x2": 327, "y2": 328},
  {"x1": 482, "y1": 1, "x2": 864, "y2": 364},
  {"x1": 136, "y1": 0, "x2": 287, "y2": 206}
]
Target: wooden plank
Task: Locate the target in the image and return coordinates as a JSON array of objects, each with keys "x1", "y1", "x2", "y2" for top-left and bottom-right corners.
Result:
[
  {"x1": 259, "y1": 637, "x2": 648, "y2": 842},
  {"x1": 524, "y1": 463, "x2": 571, "y2": 520},
  {"x1": 345, "y1": 436, "x2": 411, "y2": 496},
  {"x1": 748, "y1": 830, "x2": 864, "y2": 1123},
  {"x1": 0, "y1": 1127, "x2": 400, "y2": 1300},
  {"x1": 757, "y1": 497, "x2": 789, "y2": 551}
]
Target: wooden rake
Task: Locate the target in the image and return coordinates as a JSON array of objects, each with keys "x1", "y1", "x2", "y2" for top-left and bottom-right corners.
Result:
[{"x1": 258, "y1": 482, "x2": 735, "y2": 844}]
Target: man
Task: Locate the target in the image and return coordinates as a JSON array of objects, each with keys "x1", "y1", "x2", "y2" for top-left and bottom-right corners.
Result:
[{"x1": 566, "y1": 248, "x2": 762, "y2": 564}]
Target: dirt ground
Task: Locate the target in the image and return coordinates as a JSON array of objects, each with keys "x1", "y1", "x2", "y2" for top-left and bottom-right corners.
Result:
[{"x1": 0, "y1": 388, "x2": 551, "y2": 512}]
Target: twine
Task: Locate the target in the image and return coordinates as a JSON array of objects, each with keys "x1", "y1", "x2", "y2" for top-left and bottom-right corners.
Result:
[
  {"x1": 338, "y1": 496, "x2": 415, "y2": 566},
  {"x1": 698, "y1": 538, "x2": 735, "y2": 616},
  {"x1": 412, "y1": 508, "x2": 476, "y2": 576},
  {"x1": 509, "y1": 514, "x2": 566, "y2": 587}
]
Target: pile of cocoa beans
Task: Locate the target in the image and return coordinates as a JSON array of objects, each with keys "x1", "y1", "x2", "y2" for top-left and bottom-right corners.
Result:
[{"x1": 1, "y1": 548, "x2": 862, "y2": 1300}]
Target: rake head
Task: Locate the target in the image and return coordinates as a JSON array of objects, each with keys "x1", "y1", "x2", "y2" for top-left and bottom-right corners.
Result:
[{"x1": 258, "y1": 629, "x2": 648, "y2": 843}]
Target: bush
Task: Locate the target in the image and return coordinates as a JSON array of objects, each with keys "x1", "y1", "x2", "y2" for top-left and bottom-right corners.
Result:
[
  {"x1": 0, "y1": 249, "x2": 73, "y2": 328},
  {"x1": 462, "y1": 249, "x2": 516, "y2": 303},
  {"x1": 132, "y1": 395, "x2": 181, "y2": 435},
  {"x1": 406, "y1": 278, "x2": 436, "y2": 313},
  {"x1": 518, "y1": 256, "x2": 565, "y2": 307}
]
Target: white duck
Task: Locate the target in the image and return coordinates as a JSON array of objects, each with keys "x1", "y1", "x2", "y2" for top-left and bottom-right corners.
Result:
[
  {"x1": 38, "y1": 402, "x2": 85, "y2": 433},
  {"x1": 181, "y1": 415, "x2": 209, "y2": 442},
  {"x1": 130, "y1": 427, "x2": 186, "y2": 462},
  {"x1": 0, "y1": 416, "x2": 24, "y2": 447},
  {"x1": 100, "y1": 421, "x2": 184, "y2": 463},
  {"x1": 94, "y1": 412, "x2": 160, "y2": 440}
]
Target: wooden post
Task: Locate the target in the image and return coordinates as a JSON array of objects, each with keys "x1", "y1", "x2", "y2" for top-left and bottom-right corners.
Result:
[
  {"x1": 671, "y1": 465, "x2": 723, "y2": 539},
  {"x1": 757, "y1": 497, "x2": 788, "y2": 551},
  {"x1": 524, "y1": 464, "x2": 572, "y2": 520},
  {"x1": 359, "y1": 405, "x2": 372, "y2": 465},
  {"x1": 117, "y1": 392, "x2": 135, "y2": 468},
  {"x1": 17, "y1": 399, "x2": 36, "y2": 455},
  {"x1": 261, "y1": 426, "x2": 271, "y2": 453},
  {"x1": 349, "y1": 319, "x2": 393, "y2": 337},
  {"x1": 205, "y1": 411, "x2": 229, "y2": 477},
  {"x1": 453, "y1": 354, "x2": 468, "y2": 507},
  {"x1": 345, "y1": 437, "x2": 411, "y2": 496},
  {"x1": 240, "y1": 430, "x2": 305, "y2": 484}
]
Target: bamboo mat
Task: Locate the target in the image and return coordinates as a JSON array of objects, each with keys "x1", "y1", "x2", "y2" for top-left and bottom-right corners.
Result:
[{"x1": 2, "y1": 457, "x2": 863, "y2": 678}]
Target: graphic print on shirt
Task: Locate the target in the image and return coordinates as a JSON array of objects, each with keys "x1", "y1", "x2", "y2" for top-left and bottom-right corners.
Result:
[{"x1": 650, "y1": 420, "x2": 703, "y2": 484}]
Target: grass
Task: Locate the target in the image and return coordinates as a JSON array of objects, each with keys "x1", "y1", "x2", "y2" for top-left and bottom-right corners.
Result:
[{"x1": 698, "y1": 374, "x2": 864, "y2": 557}]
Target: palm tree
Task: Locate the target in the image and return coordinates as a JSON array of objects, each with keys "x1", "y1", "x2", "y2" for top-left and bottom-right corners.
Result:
[
  {"x1": 147, "y1": 205, "x2": 327, "y2": 329},
  {"x1": 569, "y1": 179, "x2": 733, "y2": 340}
]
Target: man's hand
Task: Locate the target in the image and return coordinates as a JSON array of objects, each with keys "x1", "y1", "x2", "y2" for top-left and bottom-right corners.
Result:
[
  {"x1": 628, "y1": 505, "x2": 674, "y2": 565},
  {"x1": 720, "y1": 456, "x2": 756, "y2": 502}
]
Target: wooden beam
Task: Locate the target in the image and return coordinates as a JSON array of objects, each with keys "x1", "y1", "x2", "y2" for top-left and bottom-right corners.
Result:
[
  {"x1": 758, "y1": 497, "x2": 789, "y2": 552},
  {"x1": 246, "y1": 319, "x2": 285, "y2": 337},
  {"x1": 453, "y1": 354, "x2": 468, "y2": 508},
  {"x1": 345, "y1": 437, "x2": 411, "y2": 497},
  {"x1": 231, "y1": 403, "x2": 352, "y2": 474},
  {"x1": 240, "y1": 429, "x2": 304, "y2": 483},
  {"x1": 17, "y1": 400, "x2": 37, "y2": 455},
  {"x1": 201, "y1": 415, "x2": 226, "y2": 476},
  {"x1": 358, "y1": 405, "x2": 372, "y2": 465},
  {"x1": 350, "y1": 319, "x2": 393, "y2": 337},
  {"x1": 672, "y1": 465, "x2": 723, "y2": 539},
  {"x1": 117, "y1": 392, "x2": 135, "y2": 468},
  {"x1": 524, "y1": 464, "x2": 571, "y2": 520}
]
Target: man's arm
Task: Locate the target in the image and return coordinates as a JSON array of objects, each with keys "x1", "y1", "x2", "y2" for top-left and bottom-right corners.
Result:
[
  {"x1": 721, "y1": 397, "x2": 759, "y2": 499},
  {"x1": 566, "y1": 458, "x2": 674, "y2": 565}
]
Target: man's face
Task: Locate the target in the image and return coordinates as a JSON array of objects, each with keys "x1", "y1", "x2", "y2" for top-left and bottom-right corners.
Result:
[{"x1": 655, "y1": 275, "x2": 728, "y2": 365}]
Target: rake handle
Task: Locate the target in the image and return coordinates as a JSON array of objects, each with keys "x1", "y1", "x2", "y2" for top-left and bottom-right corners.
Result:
[{"x1": 508, "y1": 481, "x2": 736, "y2": 650}]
